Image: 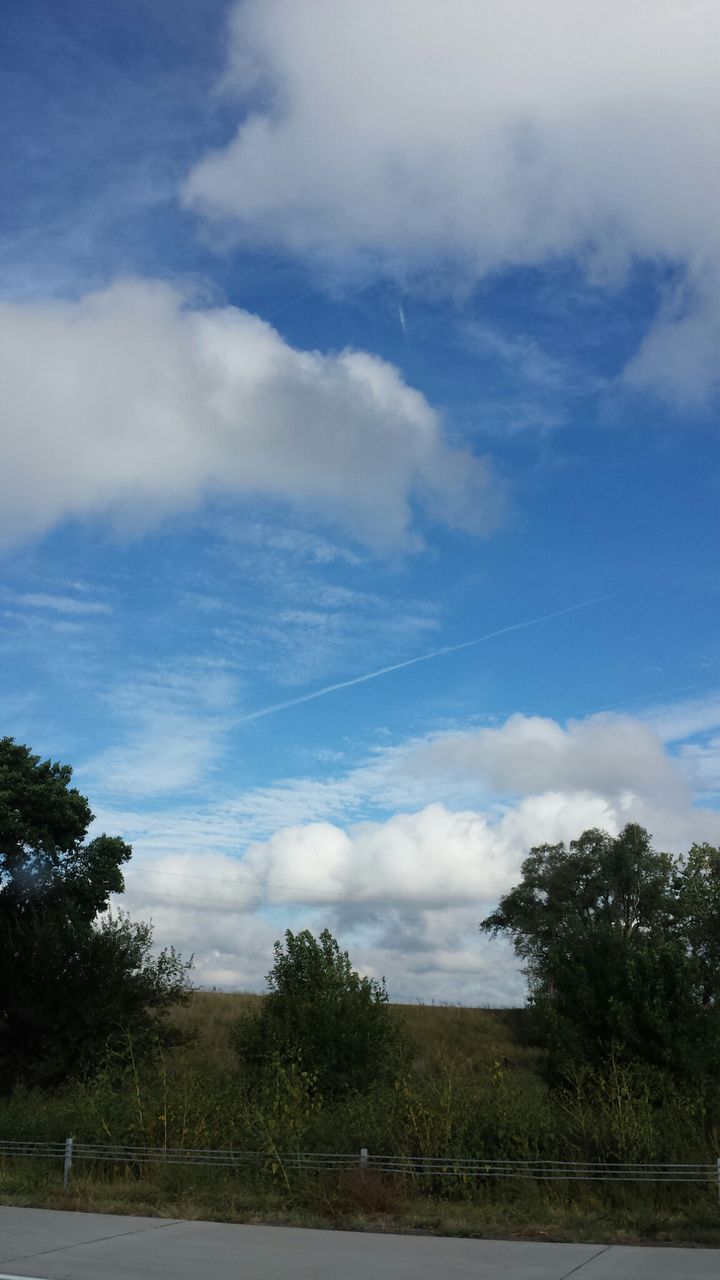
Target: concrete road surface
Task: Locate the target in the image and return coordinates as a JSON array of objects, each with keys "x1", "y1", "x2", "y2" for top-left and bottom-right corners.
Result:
[{"x1": 0, "y1": 1206, "x2": 717, "y2": 1279}]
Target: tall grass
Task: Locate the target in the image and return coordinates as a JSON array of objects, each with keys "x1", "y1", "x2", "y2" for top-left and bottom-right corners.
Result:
[{"x1": 1, "y1": 993, "x2": 718, "y2": 1241}]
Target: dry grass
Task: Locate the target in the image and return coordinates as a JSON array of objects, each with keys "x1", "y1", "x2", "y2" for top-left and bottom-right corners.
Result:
[
  {"x1": 397, "y1": 1003, "x2": 541, "y2": 1076},
  {"x1": 2, "y1": 1164, "x2": 719, "y2": 1246},
  {"x1": 171, "y1": 991, "x2": 262, "y2": 1069},
  {"x1": 171, "y1": 992, "x2": 541, "y2": 1080}
]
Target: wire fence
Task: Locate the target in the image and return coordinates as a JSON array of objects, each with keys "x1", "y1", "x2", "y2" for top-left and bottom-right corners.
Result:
[{"x1": 1, "y1": 1138, "x2": 719, "y2": 1196}]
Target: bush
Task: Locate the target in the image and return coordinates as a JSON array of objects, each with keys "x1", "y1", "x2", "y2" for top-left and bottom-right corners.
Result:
[{"x1": 230, "y1": 929, "x2": 410, "y2": 1097}]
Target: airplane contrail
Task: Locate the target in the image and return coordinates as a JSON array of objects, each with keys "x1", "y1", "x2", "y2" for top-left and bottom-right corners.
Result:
[{"x1": 236, "y1": 595, "x2": 613, "y2": 725}]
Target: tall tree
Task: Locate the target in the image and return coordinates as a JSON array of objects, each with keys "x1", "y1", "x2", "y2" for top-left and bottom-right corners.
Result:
[
  {"x1": 481, "y1": 823, "x2": 720, "y2": 1076},
  {"x1": 0, "y1": 737, "x2": 192, "y2": 1091}
]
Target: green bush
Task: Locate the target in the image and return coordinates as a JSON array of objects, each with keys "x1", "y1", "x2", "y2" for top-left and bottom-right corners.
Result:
[{"x1": 230, "y1": 929, "x2": 411, "y2": 1097}]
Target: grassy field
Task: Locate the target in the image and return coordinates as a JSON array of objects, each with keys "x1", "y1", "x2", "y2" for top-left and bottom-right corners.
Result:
[
  {"x1": 171, "y1": 993, "x2": 542, "y2": 1078},
  {"x1": 1, "y1": 992, "x2": 719, "y2": 1244}
]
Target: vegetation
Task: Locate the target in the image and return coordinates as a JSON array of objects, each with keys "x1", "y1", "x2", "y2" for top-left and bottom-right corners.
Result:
[
  {"x1": 230, "y1": 928, "x2": 409, "y2": 1096},
  {"x1": 1, "y1": 994, "x2": 719, "y2": 1242},
  {"x1": 1, "y1": 745, "x2": 719, "y2": 1244},
  {"x1": 0, "y1": 737, "x2": 192, "y2": 1092},
  {"x1": 481, "y1": 823, "x2": 720, "y2": 1079}
]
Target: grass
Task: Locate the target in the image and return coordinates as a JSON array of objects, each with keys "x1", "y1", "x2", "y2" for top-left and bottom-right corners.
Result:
[
  {"x1": 171, "y1": 993, "x2": 542, "y2": 1079},
  {"x1": 2, "y1": 1163, "x2": 719, "y2": 1246},
  {"x1": 1, "y1": 993, "x2": 719, "y2": 1245}
]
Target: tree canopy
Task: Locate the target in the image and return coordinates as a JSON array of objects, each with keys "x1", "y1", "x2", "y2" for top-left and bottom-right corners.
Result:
[
  {"x1": 481, "y1": 823, "x2": 720, "y2": 1077},
  {"x1": 0, "y1": 736, "x2": 192, "y2": 1091},
  {"x1": 231, "y1": 928, "x2": 408, "y2": 1095}
]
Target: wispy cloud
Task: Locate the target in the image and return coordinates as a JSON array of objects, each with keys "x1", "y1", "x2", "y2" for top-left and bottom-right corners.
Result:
[
  {"x1": 641, "y1": 692, "x2": 720, "y2": 744},
  {"x1": 16, "y1": 592, "x2": 111, "y2": 615},
  {"x1": 79, "y1": 659, "x2": 239, "y2": 799},
  {"x1": 466, "y1": 323, "x2": 605, "y2": 403},
  {"x1": 234, "y1": 596, "x2": 613, "y2": 724}
]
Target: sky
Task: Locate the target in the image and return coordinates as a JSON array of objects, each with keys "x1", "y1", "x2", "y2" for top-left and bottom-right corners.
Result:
[{"x1": 2, "y1": 0, "x2": 719, "y2": 1003}]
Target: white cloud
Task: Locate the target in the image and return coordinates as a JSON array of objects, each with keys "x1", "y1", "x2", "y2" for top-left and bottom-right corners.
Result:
[
  {"x1": 240, "y1": 795, "x2": 619, "y2": 908},
  {"x1": 408, "y1": 711, "x2": 688, "y2": 805},
  {"x1": 0, "y1": 278, "x2": 502, "y2": 549},
  {"x1": 624, "y1": 281, "x2": 720, "y2": 408},
  {"x1": 676, "y1": 736, "x2": 720, "y2": 798},
  {"x1": 640, "y1": 691, "x2": 720, "y2": 744},
  {"x1": 15, "y1": 592, "x2": 112, "y2": 615},
  {"x1": 79, "y1": 661, "x2": 238, "y2": 799},
  {"x1": 185, "y1": 0, "x2": 720, "y2": 404},
  {"x1": 109, "y1": 701, "x2": 720, "y2": 1000},
  {"x1": 86, "y1": 725, "x2": 221, "y2": 800},
  {"x1": 121, "y1": 795, "x2": 617, "y2": 1000},
  {"x1": 219, "y1": 518, "x2": 364, "y2": 567},
  {"x1": 122, "y1": 783, "x2": 720, "y2": 1001}
]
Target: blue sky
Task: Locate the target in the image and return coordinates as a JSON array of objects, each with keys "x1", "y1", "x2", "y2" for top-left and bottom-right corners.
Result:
[{"x1": 2, "y1": 0, "x2": 719, "y2": 1001}]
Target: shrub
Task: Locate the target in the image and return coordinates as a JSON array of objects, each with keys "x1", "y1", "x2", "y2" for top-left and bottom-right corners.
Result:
[{"x1": 230, "y1": 929, "x2": 410, "y2": 1096}]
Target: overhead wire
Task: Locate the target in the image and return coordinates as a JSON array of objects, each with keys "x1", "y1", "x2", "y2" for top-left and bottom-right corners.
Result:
[{"x1": 119, "y1": 882, "x2": 477, "y2": 915}]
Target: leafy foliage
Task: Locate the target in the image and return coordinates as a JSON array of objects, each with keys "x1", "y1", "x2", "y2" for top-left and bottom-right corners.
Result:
[
  {"x1": 480, "y1": 823, "x2": 720, "y2": 1078},
  {"x1": 0, "y1": 737, "x2": 192, "y2": 1091},
  {"x1": 231, "y1": 928, "x2": 409, "y2": 1096}
]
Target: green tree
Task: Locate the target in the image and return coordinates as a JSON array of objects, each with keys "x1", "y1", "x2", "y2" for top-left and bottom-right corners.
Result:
[
  {"x1": 231, "y1": 928, "x2": 408, "y2": 1096},
  {"x1": 677, "y1": 842, "x2": 720, "y2": 1001},
  {"x1": 0, "y1": 737, "x2": 192, "y2": 1091},
  {"x1": 480, "y1": 823, "x2": 720, "y2": 1077}
]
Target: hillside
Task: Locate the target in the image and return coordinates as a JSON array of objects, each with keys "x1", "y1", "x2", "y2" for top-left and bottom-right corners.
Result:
[
  {"x1": 1, "y1": 992, "x2": 718, "y2": 1244},
  {"x1": 171, "y1": 993, "x2": 540, "y2": 1081}
]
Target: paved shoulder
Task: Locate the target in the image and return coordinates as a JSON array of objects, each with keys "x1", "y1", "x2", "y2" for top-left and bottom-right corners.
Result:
[
  {"x1": 0, "y1": 1207, "x2": 181, "y2": 1268},
  {"x1": 0, "y1": 1207, "x2": 717, "y2": 1280},
  {"x1": 573, "y1": 1243, "x2": 719, "y2": 1278}
]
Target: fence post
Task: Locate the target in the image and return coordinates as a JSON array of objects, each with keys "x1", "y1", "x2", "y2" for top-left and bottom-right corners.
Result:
[
  {"x1": 360, "y1": 1147, "x2": 368, "y2": 1173},
  {"x1": 716, "y1": 1156, "x2": 720, "y2": 1208},
  {"x1": 63, "y1": 1137, "x2": 73, "y2": 1191}
]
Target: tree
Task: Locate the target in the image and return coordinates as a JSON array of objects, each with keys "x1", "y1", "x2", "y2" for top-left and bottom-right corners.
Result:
[
  {"x1": 0, "y1": 737, "x2": 192, "y2": 1091},
  {"x1": 480, "y1": 823, "x2": 720, "y2": 1077},
  {"x1": 231, "y1": 928, "x2": 408, "y2": 1095}
]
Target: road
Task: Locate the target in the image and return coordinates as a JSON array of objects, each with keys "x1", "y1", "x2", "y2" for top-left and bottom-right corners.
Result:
[{"x1": 0, "y1": 1207, "x2": 717, "y2": 1279}]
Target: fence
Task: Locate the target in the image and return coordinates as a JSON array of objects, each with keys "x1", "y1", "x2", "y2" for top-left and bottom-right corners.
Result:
[{"x1": 1, "y1": 1138, "x2": 719, "y2": 1199}]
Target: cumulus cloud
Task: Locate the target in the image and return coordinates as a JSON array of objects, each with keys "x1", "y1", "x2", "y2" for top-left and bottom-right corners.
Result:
[
  {"x1": 107, "y1": 701, "x2": 720, "y2": 998},
  {"x1": 184, "y1": 0, "x2": 720, "y2": 404},
  {"x1": 123, "y1": 783, "x2": 718, "y2": 1000},
  {"x1": 111, "y1": 702, "x2": 720, "y2": 1000},
  {"x1": 0, "y1": 278, "x2": 501, "y2": 549},
  {"x1": 239, "y1": 794, "x2": 621, "y2": 908},
  {"x1": 408, "y1": 712, "x2": 688, "y2": 805},
  {"x1": 122, "y1": 795, "x2": 617, "y2": 1000}
]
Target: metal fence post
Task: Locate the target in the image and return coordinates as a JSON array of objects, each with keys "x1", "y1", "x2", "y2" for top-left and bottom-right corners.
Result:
[
  {"x1": 63, "y1": 1137, "x2": 73, "y2": 1191},
  {"x1": 360, "y1": 1147, "x2": 368, "y2": 1172}
]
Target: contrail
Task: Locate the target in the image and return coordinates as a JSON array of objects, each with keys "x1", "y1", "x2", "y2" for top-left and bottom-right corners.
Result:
[
  {"x1": 398, "y1": 302, "x2": 407, "y2": 334},
  {"x1": 237, "y1": 595, "x2": 612, "y2": 725}
]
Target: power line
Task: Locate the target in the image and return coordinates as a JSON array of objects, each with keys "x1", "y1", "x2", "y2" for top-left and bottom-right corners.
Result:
[{"x1": 120, "y1": 883, "x2": 477, "y2": 914}]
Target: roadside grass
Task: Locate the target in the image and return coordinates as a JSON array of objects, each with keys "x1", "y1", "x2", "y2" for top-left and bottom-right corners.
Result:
[
  {"x1": 1, "y1": 1162, "x2": 719, "y2": 1246},
  {"x1": 1, "y1": 994, "x2": 719, "y2": 1245}
]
